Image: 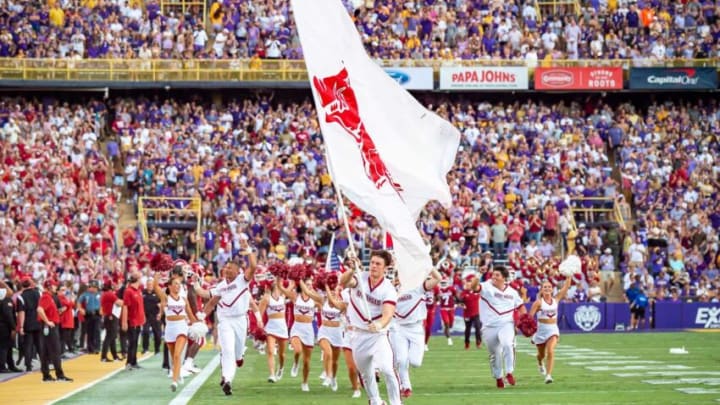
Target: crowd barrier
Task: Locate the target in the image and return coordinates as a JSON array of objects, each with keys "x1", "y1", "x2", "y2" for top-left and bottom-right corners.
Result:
[{"x1": 431, "y1": 302, "x2": 720, "y2": 334}]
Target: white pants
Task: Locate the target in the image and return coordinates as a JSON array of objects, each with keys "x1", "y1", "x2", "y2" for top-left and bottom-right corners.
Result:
[
  {"x1": 350, "y1": 330, "x2": 402, "y2": 405},
  {"x1": 218, "y1": 315, "x2": 248, "y2": 383},
  {"x1": 390, "y1": 321, "x2": 424, "y2": 390},
  {"x1": 482, "y1": 323, "x2": 516, "y2": 379}
]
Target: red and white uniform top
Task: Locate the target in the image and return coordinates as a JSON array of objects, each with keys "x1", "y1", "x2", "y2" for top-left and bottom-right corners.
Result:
[
  {"x1": 424, "y1": 285, "x2": 439, "y2": 308},
  {"x1": 210, "y1": 275, "x2": 251, "y2": 320},
  {"x1": 394, "y1": 285, "x2": 427, "y2": 325},
  {"x1": 537, "y1": 297, "x2": 558, "y2": 321},
  {"x1": 293, "y1": 295, "x2": 315, "y2": 317},
  {"x1": 165, "y1": 294, "x2": 187, "y2": 318},
  {"x1": 347, "y1": 272, "x2": 397, "y2": 331},
  {"x1": 266, "y1": 294, "x2": 285, "y2": 316},
  {"x1": 479, "y1": 280, "x2": 524, "y2": 328},
  {"x1": 439, "y1": 285, "x2": 456, "y2": 310},
  {"x1": 321, "y1": 301, "x2": 342, "y2": 323}
]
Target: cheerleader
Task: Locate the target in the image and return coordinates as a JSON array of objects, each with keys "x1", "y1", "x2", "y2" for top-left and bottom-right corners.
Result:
[
  {"x1": 258, "y1": 278, "x2": 289, "y2": 383},
  {"x1": 326, "y1": 287, "x2": 362, "y2": 399},
  {"x1": 278, "y1": 278, "x2": 316, "y2": 392},
  {"x1": 153, "y1": 272, "x2": 199, "y2": 392},
  {"x1": 529, "y1": 275, "x2": 572, "y2": 384},
  {"x1": 299, "y1": 279, "x2": 342, "y2": 391}
]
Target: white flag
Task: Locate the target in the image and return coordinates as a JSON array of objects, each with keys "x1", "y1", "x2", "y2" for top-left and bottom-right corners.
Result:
[{"x1": 293, "y1": 0, "x2": 460, "y2": 291}]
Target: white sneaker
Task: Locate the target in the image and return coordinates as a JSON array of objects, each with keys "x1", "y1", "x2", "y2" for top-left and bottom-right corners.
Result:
[
  {"x1": 424, "y1": 344, "x2": 429, "y2": 352},
  {"x1": 319, "y1": 370, "x2": 327, "y2": 380},
  {"x1": 189, "y1": 365, "x2": 201, "y2": 373},
  {"x1": 181, "y1": 368, "x2": 191, "y2": 378},
  {"x1": 268, "y1": 375, "x2": 277, "y2": 383},
  {"x1": 352, "y1": 389, "x2": 362, "y2": 398},
  {"x1": 301, "y1": 383, "x2": 310, "y2": 392},
  {"x1": 276, "y1": 368, "x2": 284, "y2": 380},
  {"x1": 447, "y1": 338, "x2": 453, "y2": 346},
  {"x1": 538, "y1": 364, "x2": 546, "y2": 375},
  {"x1": 545, "y1": 374, "x2": 553, "y2": 384},
  {"x1": 291, "y1": 363, "x2": 299, "y2": 378},
  {"x1": 331, "y1": 378, "x2": 338, "y2": 392},
  {"x1": 322, "y1": 377, "x2": 331, "y2": 387},
  {"x1": 167, "y1": 370, "x2": 173, "y2": 378}
]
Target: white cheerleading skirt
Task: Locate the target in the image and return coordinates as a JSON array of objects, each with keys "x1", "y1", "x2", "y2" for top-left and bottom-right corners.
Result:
[
  {"x1": 290, "y1": 321, "x2": 315, "y2": 347},
  {"x1": 265, "y1": 317, "x2": 289, "y2": 340},
  {"x1": 341, "y1": 328, "x2": 352, "y2": 350},
  {"x1": 317, "y1": 325, "x2": 343, "y2": 348},
  {"x1": 165, "y1": 319, "x2": 189, "y2": 343},
  {"x1": 531, "y1": 322, "x2": 560, "y2": 345}
]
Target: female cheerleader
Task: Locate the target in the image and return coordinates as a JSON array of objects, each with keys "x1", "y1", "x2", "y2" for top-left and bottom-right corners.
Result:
[
  {"x1": 258, "y1": 277, "x2": 289, "y2": 383},
  {"x1": 153, "y1": 272, "x2": 199, "y2": 392},
  {"x1": 326, "y1": 286, "x2": 362, "y2": 399},
  {"x1": 299, "y1": 279, "x2": 342, "y2": 391},
  {"x1": 278, "y1": 278, "x2": 316, "y2": 392},
  {"x1": 529, "y1": 275, "x2": 572, "y2": 384}
]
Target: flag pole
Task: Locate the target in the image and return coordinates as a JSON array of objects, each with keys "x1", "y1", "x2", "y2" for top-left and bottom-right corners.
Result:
[
  {"x1": 324, "y1": 152, "x2": 373, "y2": 322},
  {"x1": 325, "y1": 233, "x2": 336, "y2": 272}
]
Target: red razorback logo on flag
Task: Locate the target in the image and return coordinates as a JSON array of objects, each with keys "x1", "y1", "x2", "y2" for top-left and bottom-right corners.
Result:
[{"x1": 313, "y1": 68, "x2": 403, "y2": 194}]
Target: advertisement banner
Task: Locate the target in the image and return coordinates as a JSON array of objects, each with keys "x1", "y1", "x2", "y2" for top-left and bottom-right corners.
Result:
[
  {"x1": 629, "y1": 67, "x2": 718, "y2": 90},
  {"x1": 535, "y1": 67, "x2": 623, "y2": 90},
  {"x1": 439, "y1": 67, "x2": 529, "y2": 90},
  {"x1": 383, "y1": 67, "x2": 434, "y2": 90}
]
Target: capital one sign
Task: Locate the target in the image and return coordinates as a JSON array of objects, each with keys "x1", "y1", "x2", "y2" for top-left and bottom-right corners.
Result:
[{"x1": 695, "y1": 307, "x2": 720, "y2": 329}]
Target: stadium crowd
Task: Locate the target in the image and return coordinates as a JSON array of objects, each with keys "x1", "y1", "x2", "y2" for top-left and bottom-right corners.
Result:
[
  {"x1": 0, "y1": 0, "x2": 718, "y2": 61},
  {"x1": 0, "y1": 92, "x2": 719, "y2": 376}
]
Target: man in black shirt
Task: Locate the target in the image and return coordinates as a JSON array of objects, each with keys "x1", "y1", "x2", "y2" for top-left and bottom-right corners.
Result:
[
  {"x1": 0, "y1": 280, "x2": 19, "y2": 373},
  {"x1": 17, "y1": 278, "x2": 42, "y2": 372},
  {"x1": 141, "y1": 279, "x2": 161, "y2": 355}
]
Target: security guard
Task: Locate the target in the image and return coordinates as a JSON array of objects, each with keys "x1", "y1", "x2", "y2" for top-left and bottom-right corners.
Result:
[{"x1": 78, "y1": 281, "x2": 101, "y2": 354}]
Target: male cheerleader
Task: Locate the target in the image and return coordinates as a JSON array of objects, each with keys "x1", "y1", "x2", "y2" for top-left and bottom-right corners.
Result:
[
  {"x1": 195, "y1": 244, "x2": 258, "y2": 396},
  {"x1": 478, "y1": 266, "x2": 526, "y2": 388},
  {"x1": 339, "y1": 250, "x2": 401, "y2": 405}
]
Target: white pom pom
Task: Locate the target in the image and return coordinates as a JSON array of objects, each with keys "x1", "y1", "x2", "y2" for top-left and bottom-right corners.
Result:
[
  {"x1": 195, "y1": 312, "x2": 206, "y2": 322},
  {"x1": 188, "y1": 322, "x2": 208, "y2": 341},
  {"x1": 559, "y1": 254, "x2": 582, "y2": 277}
]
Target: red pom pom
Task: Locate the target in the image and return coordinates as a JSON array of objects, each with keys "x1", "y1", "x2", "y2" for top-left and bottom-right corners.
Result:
[
  {"x1": 252, "y1": 327, "x2": 267, "y2": 342},
  {"x1": 313, "y1": 271, "x2": 327, "y2": 291},
  {"x1": 326, "y1": 272, "x2": 339, "y2": 290},
  {"x1": 514, "y1": 312, "x2": 538, "y2": 337},
  {"x1": 150, "y1": 253, "x2": 173, "y2": 273},
  {"x1": 268, "y1": 262, "x2": 289, "y2": 279}
]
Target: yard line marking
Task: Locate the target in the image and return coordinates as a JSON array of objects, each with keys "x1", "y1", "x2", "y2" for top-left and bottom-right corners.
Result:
[
  {"x1": 586, "y1": 365, "x2": 692, "y2": 371},
  {"x1": 615, "y1": 372, "x2": 720, "y2": 378},
  {"x1": 413, "y1": 389, "x2": 656, "y2": 397},
  {"x1": 643, "y1": 378, "x2": 720, "y2": 385},
  {"x1": 676, "y1": 388, "x2": 720, "y2": 394},
  {"x1": 169, "y1": 354, "x2": 221, "y2": 405},
  {"x1": 568, "y1": 360, "x2": 661, "y2": 366}
]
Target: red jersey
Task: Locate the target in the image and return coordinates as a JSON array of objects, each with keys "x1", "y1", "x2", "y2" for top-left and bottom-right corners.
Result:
[
  {"x1": 439, "y1": 286, "x2": 456, "y2": 309},
  {"x1": 58, "y1": 294, "x2": 74, "y2": 329},
  {"x1": 123, "y1": 285, "x2": 146, "y2": 327},
  {"x1": 460, "y1": 290, "x2": 480, "y2": 318},
  {"x1": 38, "y1": 292, "x2": 60, "y2": 324},
  {"x1": 101, "y1": 290, "x2": 118, "y2": 317},
  {"x1": 424, "y1": 285, "x2": 439, "y2": 307}
]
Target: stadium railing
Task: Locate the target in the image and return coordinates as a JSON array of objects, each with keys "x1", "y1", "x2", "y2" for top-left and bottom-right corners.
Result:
[{"x1": 0, "y1": 58, "x2": 717, "y2": 82}]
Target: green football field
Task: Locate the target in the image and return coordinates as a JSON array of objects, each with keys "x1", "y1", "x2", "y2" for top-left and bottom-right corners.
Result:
[{"x1": 59, "y1": 332, "x2": 720, "y2": 405}]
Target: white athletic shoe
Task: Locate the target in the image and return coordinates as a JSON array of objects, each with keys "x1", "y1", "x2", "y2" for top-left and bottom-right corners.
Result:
[
  {"x1": 167, "y1": 370, "x2": 173, "y2": 378},
  {"x1": 331, "y1": 378, "x2": 338, "y2": 392},
  {"x1": 538, "y1": 364, "x2": 546, "y2": 375},
  {"x1": 447, "y1": 338, "x2": 453, "y2": 346},
  {"x1": 322, "y1": 377, "x2": 331, "y2": 387},
  {"x1": 189, "y1": 365, "x2": 201, "y2": 373},
  {"x1": 424, "y1": 344, "x2": 429, "y2": 352},
  {"x1": 291, "y1": 363, "x2": 299, "y2": 378},
  {"x1": 352, "y1": 389, "x2": 362, "y2": 398},
  {"x1": 545, "y1": 374, "x2": 553, "y2": 384},
  {"x1": 276, "y1": 368, "x2": 284, "y2": 380},
  {"x1": 268, "y1": 375, "x2": 277, "y2": 383},
  {"x1": 181, "y1": 368, "x2": 191, "y2": 378},
  {"x1": 319, "y1": 370, "x2": 327, "y2": 380},
  {"x1": 301, "y1": 383, "x2": 310, "y2": 392},
  {"x1": 170, "y1": 382, "x2": 177, "y2": 392}
]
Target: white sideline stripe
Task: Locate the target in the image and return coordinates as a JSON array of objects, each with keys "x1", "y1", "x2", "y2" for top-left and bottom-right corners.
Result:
[
  {"x1": 170, "y1": 354, "x2": 221, "y2": 405},
  {"x1": 415, "y1": 389, "x2": 655, "y2": 397},
  {"x1": 644, "y1": 378, "x2": 720, "y2": 385},
  {"x1": 676, "y1": 388, "x2": 720, "y2": 394},
  {"x1": 48, "y1": 353, "x2": 154, "y2": 405},
  {"x1": 568, "y1": 360, "x2": 662, "y2": 366},
  {"x1": 615, "y1": 372, "x2": 720, "y2": 377},
  {"x1": 560, "y1": 355, "x2": 639, "y2": 360},
  {"x1": 587, "y1": 365, "x2": 692, "y2": 371}
]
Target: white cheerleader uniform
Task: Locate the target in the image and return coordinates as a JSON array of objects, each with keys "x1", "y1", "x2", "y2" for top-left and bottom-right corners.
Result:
[
  {"x1": 340, "y1": 289, "x2": 352, "y2": 350},
  {"x1": 264, "y1": 294, "x2": 289, "y2": 340},
  {"x1": 290, "y1": 295, "x2": 316, "y2": 347},
  {"x1": 531, "y1": 297, "x2": 560, "y2": 345},
  {"x1": 317, "y1": 301, "x2": 343, "y2": 347},
  {"x1": 164, "y1": 294, "x2": 189, "y2": 343}
]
